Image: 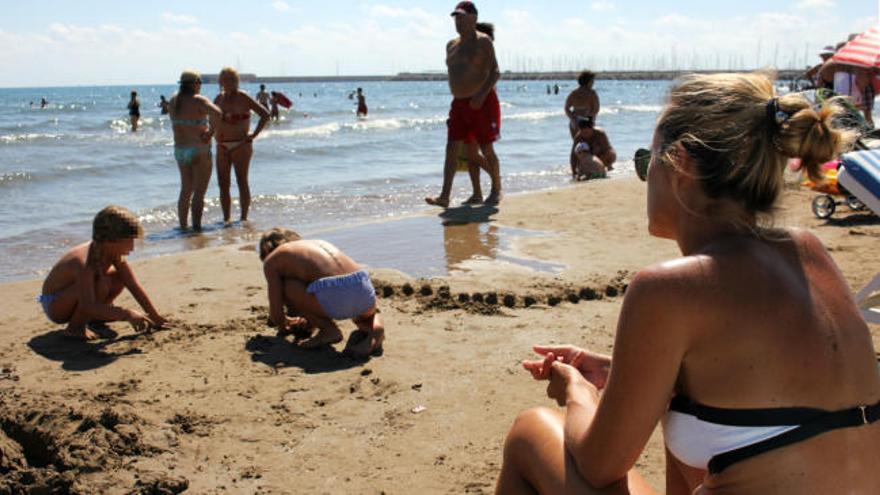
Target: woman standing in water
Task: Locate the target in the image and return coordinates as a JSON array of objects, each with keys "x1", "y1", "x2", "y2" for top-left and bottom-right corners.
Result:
[
  {"x1": 168, "y1": 70, "x2": 223, "y2": 231},
  {"x1": 213, "y1": 67, "x2": 270, "y2": 224},
  {"x1": 127, "y1": 91, "x2": 141, "y2": 132}
]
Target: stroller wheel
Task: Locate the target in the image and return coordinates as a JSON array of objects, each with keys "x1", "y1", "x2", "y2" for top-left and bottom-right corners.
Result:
[
  {"x1": 845, "y1": 196, "x2": 865, "y2": 211},
  {"x1": 812, "y1": 195, "x2": 836, "y2": 219}
]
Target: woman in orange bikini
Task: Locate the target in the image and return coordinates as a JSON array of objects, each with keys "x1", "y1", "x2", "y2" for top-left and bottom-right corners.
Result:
[{"x1": 213, "y1": 67, "x2": 270, "y2": 223}]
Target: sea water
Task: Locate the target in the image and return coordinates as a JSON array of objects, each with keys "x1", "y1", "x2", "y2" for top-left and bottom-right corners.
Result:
[{"x1": 0, "y1": 79, "x2": 667, "y2": 282}]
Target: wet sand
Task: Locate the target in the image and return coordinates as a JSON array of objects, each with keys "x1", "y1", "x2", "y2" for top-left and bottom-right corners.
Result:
[{"x1": 0, "y1": 177, "x2": 877, "y2": 494}]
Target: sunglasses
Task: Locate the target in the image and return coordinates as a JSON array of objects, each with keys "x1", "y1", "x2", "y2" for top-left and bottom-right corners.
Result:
[{"x1": 633, "y1": 148, "x2": 651, "y2": 182}]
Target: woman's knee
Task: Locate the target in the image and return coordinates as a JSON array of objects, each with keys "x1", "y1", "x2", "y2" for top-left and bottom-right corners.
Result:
[{"x1": 504, "y1": 407, "x2": 560, "y2": 457}]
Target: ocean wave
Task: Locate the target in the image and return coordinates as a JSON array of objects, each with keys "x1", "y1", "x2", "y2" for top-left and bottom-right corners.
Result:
[
  {"x1": 261, "y1": 115, "x2": 446, "y2": 139},
  {"x1": 506, "y1": 110, "x2": 564, "y2": 121},
  {"x1": 602, "y1": 104, "x2": 663, "y2": 115},
  {"x1": 0, "y1": 132, "x2": 61, "y2": 144},
  {"x1": 0, "y1": 171, "x2": 33, "y2": 187}
]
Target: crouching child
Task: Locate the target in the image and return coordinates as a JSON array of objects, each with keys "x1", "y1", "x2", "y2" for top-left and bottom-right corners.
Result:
[
  {"x1": 259, "y1": 228, "x2": 384, "y2": 359},
  {"x1": 38, "y1": 205, "x2": 166, "y2": 340}
]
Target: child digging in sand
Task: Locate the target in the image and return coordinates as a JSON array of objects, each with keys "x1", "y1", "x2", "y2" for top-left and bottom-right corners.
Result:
[
  {"x1": 38, "y1": 206, "x2": 166, "y2": 340},
  {"x1": 259, "y1": 228, "x2": 384, "y2": 359}
]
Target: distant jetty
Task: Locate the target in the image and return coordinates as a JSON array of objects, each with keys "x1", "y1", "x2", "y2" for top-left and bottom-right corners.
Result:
[{"x1": 201, "y1": 69, "x2": 805, "y2": 84}]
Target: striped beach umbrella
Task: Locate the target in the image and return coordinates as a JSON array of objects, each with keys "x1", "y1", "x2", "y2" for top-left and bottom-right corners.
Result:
[{"x1": 832, "y1": 25, "x2": 880, "y2": 69}]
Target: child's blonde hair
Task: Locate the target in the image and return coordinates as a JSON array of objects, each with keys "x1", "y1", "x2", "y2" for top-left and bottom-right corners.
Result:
[
  {"x1": 656, "y1": 71, "x2": 856, "y2": 216},
  {"x1": 92, "y1": 205, "x2": 142, "y2": 242},
  {"x1": 87, "y1": 205, "x2": 142, "y2": 267},
  {"x1": 259, "y1": 228, "x2": 301, "y2": 261}
]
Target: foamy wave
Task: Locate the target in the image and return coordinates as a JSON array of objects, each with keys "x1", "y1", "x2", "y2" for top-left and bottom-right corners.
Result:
[
  {"x1": 262, "y1": 116, "x2": 446, "y2": 139},
  {"x1": 263, "y1": 123, "x2": 342, "y2": 138},
  {"x1": 506, "y1": 110, "x2": 564, "y2": 121},
  {"x1": 617, "y1": 104, "x2": 663, "y2": 113},
  {"x1": 0, "y1": 132, "x2": 61, "y2": 144},
  {"x1": 0, "y1": 172, "x2": 33, "y2": 186}
]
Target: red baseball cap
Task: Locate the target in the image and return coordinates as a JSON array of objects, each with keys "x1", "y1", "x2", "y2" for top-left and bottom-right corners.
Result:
[{"x1": 451, "y1": 1, "x2": 478, "y2": 16}]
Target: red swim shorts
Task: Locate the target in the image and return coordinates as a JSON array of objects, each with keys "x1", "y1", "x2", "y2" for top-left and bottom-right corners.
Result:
[{"x1": 447, "y1": 89, "x2": 500, "y2": 144}]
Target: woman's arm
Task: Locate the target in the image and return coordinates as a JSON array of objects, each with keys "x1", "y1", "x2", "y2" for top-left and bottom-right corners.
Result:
[
  {"x1": 564, "y1": 92, "x2": 575, "y2": 120},
  {"x1": 566, "y1": 266, "x2": 693, "y2": 488},
  {"x1": 590, "y1": 91, "x2": 600, "y2": 118},
  {"x1": 197, "y1": 95, "x2": 224, "y2": 142},
  {"x1": 244, "y1": 93, "x2": 270, "y2": 140}
]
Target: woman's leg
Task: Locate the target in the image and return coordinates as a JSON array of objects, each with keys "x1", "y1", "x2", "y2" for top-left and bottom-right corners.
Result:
[
  {"x1": 177, "y1": 161, "x2": 194, "y2": 229},
  {"x1": 216, "y1": 146, "x2": 233, "y2": 223},
  {"x1": 496, "y1": 407, "x2": 657, "y2": 495},
  {"x1": 230, "y1": 143, "x2": 254, "y2": 221},
  {"x1": 191, "y1": 151, "x2": 213, "y2": 231}
]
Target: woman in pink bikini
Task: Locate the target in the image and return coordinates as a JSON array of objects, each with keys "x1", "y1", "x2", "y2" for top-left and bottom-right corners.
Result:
[{"x1": 213, "y1": 67, "x2": 270, "y2": 224}]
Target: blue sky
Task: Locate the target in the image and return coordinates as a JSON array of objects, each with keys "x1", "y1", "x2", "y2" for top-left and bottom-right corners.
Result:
[{"x1": 0, "y1": 0, "x2": 876, "y2": 87}]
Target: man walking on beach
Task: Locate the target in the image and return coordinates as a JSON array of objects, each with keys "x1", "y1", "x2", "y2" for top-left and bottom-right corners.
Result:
[{"x1": 426, "y1": 1, "x2": 502, "y2": 207}]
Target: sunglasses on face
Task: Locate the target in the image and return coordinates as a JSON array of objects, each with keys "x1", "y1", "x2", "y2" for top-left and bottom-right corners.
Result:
[{"x1": 633, "y1": 148, "x2": 651, "y2": 182}]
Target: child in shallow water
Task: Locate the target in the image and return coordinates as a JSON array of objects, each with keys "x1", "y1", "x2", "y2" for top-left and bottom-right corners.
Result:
[
  {"x1": 259, "y1": 228, "x2": 384, "y2": 359},
  {"x1": 38, "y1": 205, "x2": 166, "y2": 340}
]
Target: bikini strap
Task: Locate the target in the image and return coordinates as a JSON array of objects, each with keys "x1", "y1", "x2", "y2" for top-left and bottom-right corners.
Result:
[{"x1": 706, "y1": 399, "x2": 880, "y2": 474}]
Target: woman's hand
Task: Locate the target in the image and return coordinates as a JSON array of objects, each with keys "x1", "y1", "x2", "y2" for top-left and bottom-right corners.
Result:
[
  {"x1": 546, "y1": 359, "x2": 595, "y2": 407},
  {"x1": 200, "y1": 130, "x2": 214, "y2": 143},
  {"x1": 524, "y1": 345, "x2": 611, "y2": 390}
]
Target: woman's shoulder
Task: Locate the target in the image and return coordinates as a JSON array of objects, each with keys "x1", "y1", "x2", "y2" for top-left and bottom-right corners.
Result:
[{"x1": 628, "y1": 256, "x2": 717, "y2": 302}]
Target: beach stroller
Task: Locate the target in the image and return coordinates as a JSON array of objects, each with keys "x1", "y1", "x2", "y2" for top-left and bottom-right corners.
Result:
[
  {"x1": 838, "y1": 149, "x2": 880, "y2": 324},
  {"x1": 805, "y1": 160, "x2": 866, "y2": 219},
  {"x1": 795, "y1": 88, "x2": 878, "y2": 219}
]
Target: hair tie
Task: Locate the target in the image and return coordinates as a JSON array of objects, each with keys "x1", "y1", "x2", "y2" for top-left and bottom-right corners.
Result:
[{"x1": 766, "y1": 97, "x2": 790, "y2": 127}]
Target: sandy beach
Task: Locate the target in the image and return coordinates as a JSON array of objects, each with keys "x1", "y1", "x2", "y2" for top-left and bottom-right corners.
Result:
[{"x1": 1, "y1": 177, "x2": 877, "y2": 494}]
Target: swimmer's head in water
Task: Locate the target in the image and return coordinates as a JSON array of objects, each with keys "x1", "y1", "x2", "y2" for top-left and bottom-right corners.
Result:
[
  {"x1": 259, "y1": 228, "x2": 302, "y2": 261},
  {"x1": 92, "y1": 205, "x2": 143, "y2": 243}
]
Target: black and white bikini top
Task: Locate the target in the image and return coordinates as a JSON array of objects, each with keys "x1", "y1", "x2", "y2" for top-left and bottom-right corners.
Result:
[{"x1": 663, "y1": 394, "x2": 880, "y2": 474}]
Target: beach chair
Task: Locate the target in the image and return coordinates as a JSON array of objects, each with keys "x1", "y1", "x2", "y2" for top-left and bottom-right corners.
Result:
[{"x1": 839, "y1": 149, "x2": 880, "y2": 324}]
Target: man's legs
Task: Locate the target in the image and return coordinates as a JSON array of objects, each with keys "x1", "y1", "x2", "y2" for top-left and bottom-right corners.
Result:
[
  {"x1": 464, "y1": 141, "x2": 485, "y2": 205},
  {"x1": 426, "y1": 140, "x2": 464, "y2": 207},
  {"x1": 480, "y1": 142, "x2": 502, "y2": 205}
]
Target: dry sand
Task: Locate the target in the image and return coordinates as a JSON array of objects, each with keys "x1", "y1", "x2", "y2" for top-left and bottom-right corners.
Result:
[{"x1": 0, "y1": 177, "x2": 877, "y2": 494}]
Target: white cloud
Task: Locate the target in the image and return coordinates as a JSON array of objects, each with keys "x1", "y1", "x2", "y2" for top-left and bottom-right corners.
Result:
[
  {"x1": 796, "y1": 0, "x2": 835, "y2": 8},
  {"x1": 654, "y1": 14, "x2": 708, "y2": 30},
  {"x1": 0, "y1": 8, "x2": 871, "y2": 87},
  {"x1": 501, "y1": 9, "x2": 530, "y2": 25},
  {"x1": 591, "y1": 1, "x2": 615, "y2": 12},
  {"x1": 162, "y1": 12, "x2": 198, "y2": 25},
  {"x1": 271, "y1": 1, "x2": 291, "y2": 12}
]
